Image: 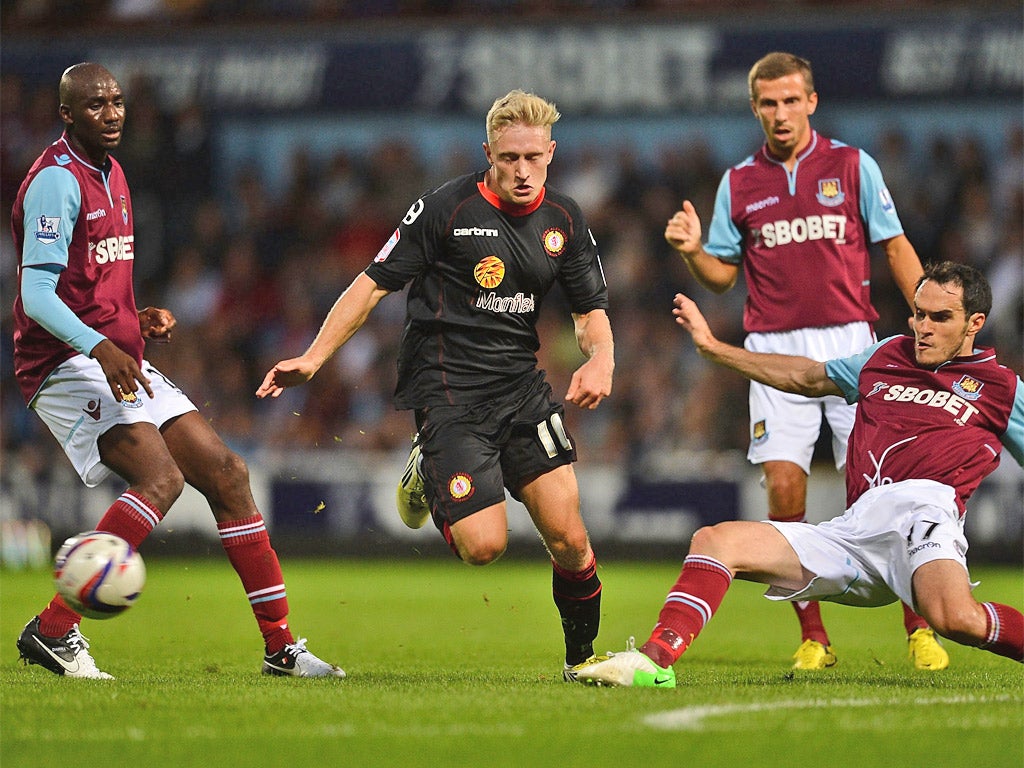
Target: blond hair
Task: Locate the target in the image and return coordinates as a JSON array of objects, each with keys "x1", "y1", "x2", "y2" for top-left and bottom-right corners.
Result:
[
  {"x1": 748, "y1": 52, "x2": 814, "y2": 100},
  {"x1": 485, "y1": 90, "x2": 560, "y2": 145}
]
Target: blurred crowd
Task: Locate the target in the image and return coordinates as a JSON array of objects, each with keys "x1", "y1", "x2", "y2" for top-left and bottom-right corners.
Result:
[
  {"x1": 2, "y1": 72, "x2": 1021, "y2": 487},
  {"x1": 4, "y1": 0, "x2": 993, "y2": 30}
]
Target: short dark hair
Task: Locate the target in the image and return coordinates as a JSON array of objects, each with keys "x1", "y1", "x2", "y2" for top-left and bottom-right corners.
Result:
[
  {"x1": 748, "y1": 52, "x2": 814, "y2": 100},
  {"x1": 917, "y1": 261, "x2": 992, "y2": 318}
]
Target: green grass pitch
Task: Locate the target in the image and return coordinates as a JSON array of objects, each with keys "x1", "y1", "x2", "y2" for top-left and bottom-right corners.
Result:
[{"x1": 2, "y1": 557, "x2": 1021, "y2": 767}]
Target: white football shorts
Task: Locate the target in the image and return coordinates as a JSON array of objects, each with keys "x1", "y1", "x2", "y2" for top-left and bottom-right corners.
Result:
[
  {"x1": 30, "y1": 355, "x2": 198, "y2": 487},
  {"x1": 763, "y1": 479, "x2": 970, "y2": 609},
  {"x1": 745, "y1": 322, "x2": 875, "y2": 472}
]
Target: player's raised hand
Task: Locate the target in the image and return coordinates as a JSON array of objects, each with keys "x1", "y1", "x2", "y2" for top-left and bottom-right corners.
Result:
[
  {"x1": 256, "y1": 358, "x2": 318, "y2": 398},
  {"x1": 672, "y1": 293, "x2": 718, "y2": 354},
  {"x1": 665, "y1": 200, "x2": 703, "y2": 257}
]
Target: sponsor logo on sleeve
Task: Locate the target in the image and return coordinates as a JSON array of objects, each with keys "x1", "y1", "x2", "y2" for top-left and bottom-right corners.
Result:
[
  {"x1": 879, "y1": 187, "x2": 895, "y2": 214},
  {"x1": 374, "y1": 229, "x2": 400, "y2": 263},
  {"x1": 34, "y1": 215, "x2": 61, "y2": 244}
]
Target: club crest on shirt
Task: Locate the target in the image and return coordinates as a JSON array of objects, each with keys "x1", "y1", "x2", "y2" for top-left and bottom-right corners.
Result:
[
  {"x1": 542, "y1": 227, "x2": 566, "y2": 257},
  {"x1": 752, "y1": 419, "x2": 768, "y2": 444},
  {"x1": 34, "y1": 215, "x2": 61, "y2": 244},
  {"x1": 474, "y1": 255, "x2": 505, "y2": 288},
  {"x1": 816, "y1": 178, "x2": 845, "y2": 207},
  {"x1": 448, "y1": 472, "x2": 475, "y2": 501},
  {"x1": 952, "y1": 375, "x2": 983, "y2": 401},
  {"x1": 120, "y1": 195, "x2": 129, "y2": 224}
]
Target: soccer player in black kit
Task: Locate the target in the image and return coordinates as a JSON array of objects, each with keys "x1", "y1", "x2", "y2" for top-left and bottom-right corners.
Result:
[{"x1": 258, "y1": 90, "x2": 615, "y2": 680}]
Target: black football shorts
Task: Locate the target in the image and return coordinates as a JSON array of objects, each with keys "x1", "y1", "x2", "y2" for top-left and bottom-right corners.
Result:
[{"x1": 414, "y1": 373, "x2": 577, "y2": 529}]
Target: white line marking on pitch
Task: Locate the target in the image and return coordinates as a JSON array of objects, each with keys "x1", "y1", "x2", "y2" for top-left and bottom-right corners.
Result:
[{"x1": 643, "y1": 693, "x2": 1021, "y2": 731}]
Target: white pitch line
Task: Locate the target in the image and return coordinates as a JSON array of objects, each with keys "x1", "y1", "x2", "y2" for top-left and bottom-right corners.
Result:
[{"x1": 643, "y1": 693, "x2": 1022, "y2": 731}]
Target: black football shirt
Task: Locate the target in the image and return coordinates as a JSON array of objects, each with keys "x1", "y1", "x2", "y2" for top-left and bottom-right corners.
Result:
[{"x1": 365, "y1": 170, "x2": 608, "y2": 409}]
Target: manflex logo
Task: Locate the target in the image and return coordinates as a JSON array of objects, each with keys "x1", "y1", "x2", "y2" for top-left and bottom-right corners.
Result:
[{"x1": 475, "y1": 291, "x2": 535, "y2": 314}]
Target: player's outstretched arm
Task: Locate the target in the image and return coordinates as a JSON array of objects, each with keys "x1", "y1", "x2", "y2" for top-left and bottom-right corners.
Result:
[
  {"x1": 566, "y1": 308, "x2": 614, "y2": 410},
  {"x1": 672, "y1": 293, "x2": 840, "y2": 398},
  {"x1": 256, "y1": 272, "x2": 390, "y2": 399},
  {"x1": 665, "y1": 200, "x2": 739, "y2": 294}
]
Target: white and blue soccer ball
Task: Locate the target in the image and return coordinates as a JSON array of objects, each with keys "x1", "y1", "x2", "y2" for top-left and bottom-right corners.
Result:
[{"x1": 54, "y1": 532, "x2": 146, "y2": 619}]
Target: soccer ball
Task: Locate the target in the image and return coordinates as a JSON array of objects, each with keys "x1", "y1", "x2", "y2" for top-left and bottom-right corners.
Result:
[{"x1": 54, "y1": 532, "x2": 146, "y2": 619}]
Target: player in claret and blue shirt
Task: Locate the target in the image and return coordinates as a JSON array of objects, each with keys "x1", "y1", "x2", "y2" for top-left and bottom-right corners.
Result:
[
  {"x1": 13, "y1": 63, "x2": 343, "y2": 680},
  {"x1": 577, "y1": 261, "x2": 1024, "y2": 688},
  {"x1": 664, "y1": 51, "x2": 944, "y2": 670}
]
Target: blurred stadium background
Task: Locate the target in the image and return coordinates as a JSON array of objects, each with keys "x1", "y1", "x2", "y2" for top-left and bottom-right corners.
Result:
[{"x1": 1, "y1": 1, "x2": 1021, "y2": 564}]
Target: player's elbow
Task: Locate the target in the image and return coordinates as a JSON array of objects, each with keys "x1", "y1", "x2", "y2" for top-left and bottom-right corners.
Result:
[
  {"x1": 20, "y1": 281, "x2": 52, "y2": 323},
  {"x1": 791, "y1": 364, "x2": 836, "y2": 398},
  {"x1": 21, "y1": 292, "x2": 45, "y2": 324},
  {"x1": 692, "y1": 268, "x2": 736, "y2": 294},
  {"x1": 704, "y1": 280, "x2": 733, "y2": 295}
]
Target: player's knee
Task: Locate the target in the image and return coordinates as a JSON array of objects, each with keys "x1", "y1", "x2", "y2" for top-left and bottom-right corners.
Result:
[
  {"x1": 689, "y1": 524, "x2": 723, "y2": 555},
  {"x1": 202, "y1": 450, "x2": 251, "y2": 502},
  {"x1": 544, "y1": 529, "x2": 590, "y2": 564},
  {"x1": 212, "y1": 450, "x2": 248, "y2": 487},
  {"x1": 142, "y1": 464, "x2": 185, "y2": 510},
  {"x1": 689, "y1": 522, "x2": 745, "y2": 564},
  {"x1": 458, "y1": 535, "x2": 507, "y2": 566},
  {"x1": 219, "y1": 450, "x2": 251, "y2": 484}
]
